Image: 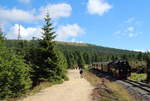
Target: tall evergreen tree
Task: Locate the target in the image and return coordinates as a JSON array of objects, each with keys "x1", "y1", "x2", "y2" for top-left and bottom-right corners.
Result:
[
  {"x1": 75, "y1": 51, "x2": 85, "y2": 69},
  {"x1": 33, "y1": 14, "x2": 67, "y2": 83}
]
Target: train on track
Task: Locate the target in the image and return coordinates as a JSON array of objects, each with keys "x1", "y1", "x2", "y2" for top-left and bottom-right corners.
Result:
[{"x1": 91, "y1": 60, "x2": 131, "y2": 79}]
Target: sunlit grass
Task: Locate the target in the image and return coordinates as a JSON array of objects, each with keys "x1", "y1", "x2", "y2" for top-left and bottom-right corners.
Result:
[
  {"x1": 128, "y1": 73, "x2": 147, "y2": 82},
  {"x1": 29, "y1": 82, "x2": 52, "y2": 95}
]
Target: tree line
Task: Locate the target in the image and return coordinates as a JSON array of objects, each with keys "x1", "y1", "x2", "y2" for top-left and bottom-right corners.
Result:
[
  {"x1": 4, "y1": 33, "x2": 150, "y2": 82},
  {"x1": 5, "y1": 38, "x2": 150, "y2": 83}
]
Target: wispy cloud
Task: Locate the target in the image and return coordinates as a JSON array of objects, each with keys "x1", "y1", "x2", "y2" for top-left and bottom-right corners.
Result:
[
  {"x1": 0, "y1": 7, "x2": 36, "y2": 23},
  {"x1": 39, "y1": 3, "x2": 72, "y2": 19},
  {"x1": 18, "y1": 0, "x2": 31, "y2": 3},
  {"x1": 125, "y1": 17, "x2": 135, "y2": 23},
  {"x1": 71, "y1": 38, "x2": 83, "y2": 43},
  {"x1": 133, "y1": 49, "x2": 150, "y2": 53},
  {"x1": 87, "y1": 0, "x2": 112, "y2": 16},
  {"x1": 127, "y1": 26, "x2": 135, "y2": 32},
  {"x1": 114, "y1": 17, "x2": 143, "y2": 38}
]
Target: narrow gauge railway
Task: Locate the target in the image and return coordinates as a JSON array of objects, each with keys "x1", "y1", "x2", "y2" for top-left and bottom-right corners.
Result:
[
  {"x1": 124, "y1": 79, "x2": 150, "y2": 94},
  {"x1": 91, "y1": 60, "x2": 131, "y2": 79},
  {"x1": 118, "y1": 79, "x2": 150, "y2": 101},
  {"x1": 91, "y1": 61, "x2": 150, "y2": 100},
  {"x1": 91, "y1": 60, "x2": 150, "y2": 93}
]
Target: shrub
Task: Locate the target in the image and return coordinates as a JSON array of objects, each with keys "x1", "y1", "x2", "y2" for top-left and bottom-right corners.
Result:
[{"x1": 0, "y1": 48, "x2": 32, "y2": 99}]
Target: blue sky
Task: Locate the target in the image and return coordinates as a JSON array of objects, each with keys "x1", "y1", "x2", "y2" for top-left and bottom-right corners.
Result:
[{"x1": 0, "y1": 0, "x2": 150, "y2": 51}]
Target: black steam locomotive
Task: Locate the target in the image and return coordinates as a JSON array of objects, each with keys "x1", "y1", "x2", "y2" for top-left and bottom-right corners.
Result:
[{"x1": 92, "y1": 60, "x2": 131, "y2": 79}]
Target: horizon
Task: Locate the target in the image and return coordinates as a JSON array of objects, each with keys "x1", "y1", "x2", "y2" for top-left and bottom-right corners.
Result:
[
  {"x1": 6, "y1": 39, "x2": 148, "y2": 53},
  {"x1": 0, "y1": 0, "x2": 150, "y2": 52}
]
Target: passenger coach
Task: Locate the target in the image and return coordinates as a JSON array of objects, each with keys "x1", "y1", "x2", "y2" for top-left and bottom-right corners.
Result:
[{"x1": 92, "y1": 60, "x2": 131, "y2": 79}]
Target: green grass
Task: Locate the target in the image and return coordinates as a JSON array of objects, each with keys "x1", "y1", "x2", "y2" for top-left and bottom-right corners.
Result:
[
  {"x1": 29, "y1": 82, "x2": 53, "y2": 95},
  {"x1": 128, "y1": 73, "x2": 147, "y2": 82}
]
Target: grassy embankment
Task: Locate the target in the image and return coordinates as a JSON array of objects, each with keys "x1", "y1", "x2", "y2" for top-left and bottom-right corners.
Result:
[{"x1": 84, "y1": 70, "x2": 135, "y2": 101}]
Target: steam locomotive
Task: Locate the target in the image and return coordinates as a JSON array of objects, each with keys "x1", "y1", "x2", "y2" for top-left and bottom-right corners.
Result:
[{"x1": 91, "y1": 60, "x2": 131, "y2": 79}]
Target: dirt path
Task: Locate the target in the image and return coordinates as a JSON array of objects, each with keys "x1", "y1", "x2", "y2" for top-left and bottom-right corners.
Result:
[{"x1": 21, "y1": 69, "x2": 94, "y2": 101}]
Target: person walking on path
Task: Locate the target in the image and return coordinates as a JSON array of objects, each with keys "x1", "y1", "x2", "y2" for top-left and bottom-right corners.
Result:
[{"x1": 80, "y1": 69, "x2": 84, "y2": 78}]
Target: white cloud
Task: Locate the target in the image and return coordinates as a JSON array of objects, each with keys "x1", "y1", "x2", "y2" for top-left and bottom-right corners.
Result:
[
  {"x1": 39, "y1": 3, "x2": 72, "y2": 19},
  {"x1": 71, "y1": 38, "x2": 83, "y2": 43},
  {"x1": 128, "y1": 33, "x2": 135, "y2": 38},
  {"x1": 125, "y1": 17, "x2": 142, "y2": 26},
  {"x1": 7, "y1": 24, "x2": 84, "y2": 40},
  {"x1": 56, "y1": 24, "x2": 84, "y2": 41},
  {"x1": 128, "y1": 32, "x2": 142, "y2": 38},
  {"x1": 0, "y1": 3, "x2": 72, "y2": 24},
  {"x1": 87, "y1": 0, "x2": 112, "y2": 16},
  {"x1": 133, "y1": 49, "x2": 148, "y2": 53},
  {"x1": 1, "y1": 3, "x2": 73, "y2": 40},
  {"x1": 125, "y1": 17, "x2": 135, "y2": 23},
  {"x1": 114, "y1": 18, "x2": 143, "y2": 38},
  {"x1": 18, "y1": 0, "x2": 31, "y2": 3},
  {"x1": 115, "y1": 27, "x2": 140, "y2": 38},
  {"x1": 0, "y1": 7, "x2": 36, "y2": 23},
  {"x1": 127, "y1": 26, "x2": 135, "y2": 32},
  {"x1": 7, "y1": 24, "x2": 42, "y2": 40}
]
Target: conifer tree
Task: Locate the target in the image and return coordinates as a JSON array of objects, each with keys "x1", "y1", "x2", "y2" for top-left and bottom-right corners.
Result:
[
  {"x1": 35, "y1": 14, "x2": 67, "y2": 83},
  {"x1": 0, "y1": 30, "x2": 32, "y2": 99},
  {"x1": 75, "y1": 51, "x2": 85, "y2": 69}
]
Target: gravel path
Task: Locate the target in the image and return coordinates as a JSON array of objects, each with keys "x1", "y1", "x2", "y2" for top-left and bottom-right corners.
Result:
[{"x1": 21, "y1": 69, "x2": 93, "y2": 101}]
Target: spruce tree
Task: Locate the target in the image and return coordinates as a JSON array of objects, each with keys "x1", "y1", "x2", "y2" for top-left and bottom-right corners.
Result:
[
  {"x1": 75, "y1": 51, "x2": 85, "y2": 69},
  {"x1": 36, "y1": 14, "x2": 67, "y2": 83},
  {"x1": 0, "y1": 30, "x2": 32, "y2": 99}
]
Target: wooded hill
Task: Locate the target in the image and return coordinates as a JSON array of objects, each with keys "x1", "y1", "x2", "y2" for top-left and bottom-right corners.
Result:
[
  {"x1": 57, "y1": 41, "x2": 146, "y2": 69},
  {"x1": 5, "y1": 40, "x2": 146, "y2": 69},
  {"x1": 5, "y1": 40, "x2": 141, "y2": 55},
  {"x1": 56, "y1": 41, "x2": 140, "y2": 55}
]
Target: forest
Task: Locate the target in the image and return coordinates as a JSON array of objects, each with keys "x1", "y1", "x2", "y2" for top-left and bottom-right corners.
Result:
[
  {"x1": 5, "y1": 40, "x2": 148, "y2": 71},
  {"x1": 0, "y1": 14, "x2": 150, "y2": 100}
]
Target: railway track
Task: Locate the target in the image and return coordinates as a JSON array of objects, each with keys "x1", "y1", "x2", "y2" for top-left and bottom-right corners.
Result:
[
  {"x1": 123, "y1": 79, "x2": 150, "y2": 94},
  {"x1": 90, "y1": 69, "x2": 150, "y2": 100}
]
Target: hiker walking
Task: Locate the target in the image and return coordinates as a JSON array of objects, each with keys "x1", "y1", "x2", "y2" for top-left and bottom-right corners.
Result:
[{"x1": 80, "y1": 69, "x2": 83, "y2": 78}]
